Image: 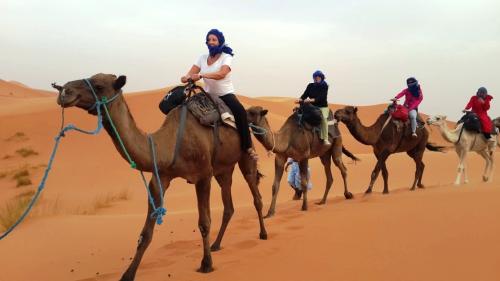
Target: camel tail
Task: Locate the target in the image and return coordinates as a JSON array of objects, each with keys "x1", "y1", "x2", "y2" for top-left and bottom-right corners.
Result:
[
  {"x1": 426, "y1": 143, "x2": 446, "y2": 152},
  {"x1": 342, "y1": 146, "x2": 360, "y2": 161}
]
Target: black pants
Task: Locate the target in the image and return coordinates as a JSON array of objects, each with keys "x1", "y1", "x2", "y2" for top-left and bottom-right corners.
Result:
[{"x1": 220, "y1": 93, "x2": 252, "y2": 151}]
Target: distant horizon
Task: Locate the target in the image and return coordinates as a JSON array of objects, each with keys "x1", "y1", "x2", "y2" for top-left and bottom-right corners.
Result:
[{"x1": 2, "y1": 0, "x2": 499, "y2": 120}]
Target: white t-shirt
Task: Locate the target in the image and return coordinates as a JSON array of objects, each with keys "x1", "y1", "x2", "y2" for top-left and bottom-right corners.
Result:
[{"x1": 194, "y1": 53, "x2": 234, "y2": 96}]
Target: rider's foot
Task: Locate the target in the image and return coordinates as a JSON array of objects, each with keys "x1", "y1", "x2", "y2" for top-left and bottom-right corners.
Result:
[{"x1": 411, "y1": 132, "x2": 418, "y2": 138}]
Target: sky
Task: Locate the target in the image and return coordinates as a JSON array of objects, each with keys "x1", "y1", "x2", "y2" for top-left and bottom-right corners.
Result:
[{"x1": 1, "y1": 0, "x2": 499, "y2": 120}]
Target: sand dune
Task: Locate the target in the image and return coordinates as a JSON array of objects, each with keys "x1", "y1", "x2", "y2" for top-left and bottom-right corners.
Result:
[{"x1": 0, "y1": 84, "x2": 499, "y2": 281}]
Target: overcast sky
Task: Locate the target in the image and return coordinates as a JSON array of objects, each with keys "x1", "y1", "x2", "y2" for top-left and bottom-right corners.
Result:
[{"x1": 1, "y1": 0, "x2": 499, "y2": 120}]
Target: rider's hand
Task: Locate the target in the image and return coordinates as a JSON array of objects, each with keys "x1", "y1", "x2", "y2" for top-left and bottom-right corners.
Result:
[
  {"x1": 295, "y1": 99, "x2": 302, "y2": 104},
  {"x1": 181, "y1": 75, "x2": 190, "y2": 83},
  {"x1": 390, "y1": 98, "x2": 397, "y2": 102},
  {"x1": 304, "y1": 98, "x2": 313, "y2": 103},
  {"x1": 462, "y1": 109, "x2": 467, "y2": 113},
  {"x1": 190, "y1": 73, "x2": 202, "y2": 81}
]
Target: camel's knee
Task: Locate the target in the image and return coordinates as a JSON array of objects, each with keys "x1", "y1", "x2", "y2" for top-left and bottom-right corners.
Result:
[{"x1": 198, "y1": 223, "x2": 211, "y2": 237}]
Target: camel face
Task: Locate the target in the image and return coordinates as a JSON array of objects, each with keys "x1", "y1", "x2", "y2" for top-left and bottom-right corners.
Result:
[
  {"x1": 54, "y1": 73, "x2": 126, "y2": 114},
  {"x1": 334, "y1": 106, "x2": 357, "y2": 124},
  {"x1": 247, "y1": 106, "x2": 268, "y2": 126},
  {"x1": 426, "y1": 115, "x2": 447, "y2": 126}
]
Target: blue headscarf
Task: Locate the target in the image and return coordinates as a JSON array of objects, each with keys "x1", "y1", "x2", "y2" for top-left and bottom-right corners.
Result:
[
  {"x1": 406, "y1": 77, "x2": 420, "y2": 98},
  {"x1": 206, "y1": 29, "x2": 234, "y2": 57},
  {"x1": 313, "y1": 70, "x2": 327, "y2": 86}
]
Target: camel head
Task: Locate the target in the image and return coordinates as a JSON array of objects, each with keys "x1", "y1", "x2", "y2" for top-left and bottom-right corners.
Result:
[
  {"x1": 334, "y1": 106, "x2": 358, "y2": 124},
  {"x1": 247, "y1": 106, "x2": 270, "y2": 140},
  {"x1": 494, "y1": 117, "x2": 500, "y2": 129},
  {"x1": 426, "y1": 115, "x2": 447, "y2": 126},
  {"x1": 52, "y1": 73, "x2": 126, "y2": 115}
]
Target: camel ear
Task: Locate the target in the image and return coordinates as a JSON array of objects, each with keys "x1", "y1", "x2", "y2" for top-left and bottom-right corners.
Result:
[
  {"x1": 354, "y1": 107, "x2": 358, "y2": 113},
  {"x1": 260, "y1": 109, "x2": 268, "y2": 116},
  {"x1": 113, "y1": 75, "x2": 127, "y2": 90},
  {"x1": 442, "y1": 115, "x2": 447, "y2": 120}
]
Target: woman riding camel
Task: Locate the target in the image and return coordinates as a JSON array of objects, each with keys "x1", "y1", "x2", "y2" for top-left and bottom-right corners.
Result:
[
  {"x1": 181, "y1": 28, "x2": 258, "y2": 160},
  {"x1": 298, "y1": 70, "x2": 330, "y2": 145},
  {"x1": 463, "y1": 87, "x2": 496, "y2": 147},
  {"x1": 391, "y1": 77, "x2": 423, "y2": 138}
]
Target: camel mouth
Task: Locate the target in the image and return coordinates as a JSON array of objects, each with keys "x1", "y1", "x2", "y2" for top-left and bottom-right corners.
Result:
[{"x1": 57, "y1": 94, "x2": 80, "y2": 108}]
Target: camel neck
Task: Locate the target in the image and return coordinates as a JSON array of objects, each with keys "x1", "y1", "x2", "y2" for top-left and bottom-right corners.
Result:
[
  {"x1": 256, "y1": 119, "x2": 287, "y2": 154},
  {"x1": 437, "y1": 121, "x2": 459, "y2": 143},
  {"x1": 346, "y1": 113, "x2": 390, "y2": 145},
  {"x1": 101, "y1": 95, "x2": 152, "y2": 171}
]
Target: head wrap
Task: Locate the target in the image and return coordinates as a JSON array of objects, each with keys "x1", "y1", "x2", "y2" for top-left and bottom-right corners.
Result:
[{"x1": 206, "y1": 29, "x2": 234, "y2": 57}]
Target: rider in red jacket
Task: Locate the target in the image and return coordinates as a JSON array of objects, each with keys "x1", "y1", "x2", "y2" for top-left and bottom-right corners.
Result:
[{"x1": 463, "y1": 87, "x2": 496, "y2": 150}]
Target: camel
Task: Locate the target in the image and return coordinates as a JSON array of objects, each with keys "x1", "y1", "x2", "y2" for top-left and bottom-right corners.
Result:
[
  {"x1": 52, "y1": 73, "x2": 267, "y2": 280},
  {"x1": 427, "y1": 115, "x2": 498, "y2": 185},
  {"x1": 246, "y1": 106, "x2": 359, "y2": 218},
  {"x1": 494, "y1": 117, "x2": 500, "y2": 130},
  {"x1": 334, "y1": 106, "x2": 444, "y2": 194}
]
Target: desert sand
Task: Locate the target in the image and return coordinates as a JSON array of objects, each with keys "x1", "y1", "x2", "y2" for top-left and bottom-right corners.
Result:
[{"x1": 0, "y1": 80, "x2": 499, "y2": 281}]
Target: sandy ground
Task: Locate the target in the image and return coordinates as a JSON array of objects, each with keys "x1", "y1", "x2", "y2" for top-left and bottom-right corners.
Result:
[{"x1": 0, "y1": 80, "x2": 499, "y2": 281}]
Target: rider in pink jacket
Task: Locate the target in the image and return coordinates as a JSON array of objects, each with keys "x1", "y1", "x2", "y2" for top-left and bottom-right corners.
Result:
[{"x1": 392, "y1": 77, "x2": 423, "y2": 137}]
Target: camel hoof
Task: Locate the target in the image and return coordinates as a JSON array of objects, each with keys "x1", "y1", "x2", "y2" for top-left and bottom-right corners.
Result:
[
  {"x1": 198, "y1": 261, "x2": 214, "y2": 273},
  {"x1": 382, "y1": 190, "x2": 389, "y2": 194},
  {"x1": 483, "y1": 176, "x2": 489, "y2": 182},
  {"x1": 410, "y1": 187, "x2": 416, "y2": 191},
  {"x1": 260, "y1": 232, "x2": 268, "y2": 240},
  {"x1": 454, "y1": 183, "x2": 461, "y2": 186},
  {"x1": 210, "y1": 244, "x2": 221, "y2": 252},
  {"x1": 344, "y1": 192, "x2": 354, "y2": 199},
  {"x1": 418, "y1": 184, "x2": 425, "y2": 189},
  {"x1": 301, "y1": 206, "x2": 308, "y2": 211},
  {"x1": 198, "y1": 266, "x2": 214, "y2": 273},
  {"x1": 316, "y1": 200, "x2": 326, "y2": 205},
  {"x1": 364, "y1": 189, "x2": 372, "y2": 195}
]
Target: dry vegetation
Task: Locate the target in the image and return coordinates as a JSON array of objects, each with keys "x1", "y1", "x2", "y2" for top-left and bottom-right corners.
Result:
[
  {"x1": 0, "y1": 190, "x2": 36, "y2": 232},
  {"x1": 73, "y1": 188, "x2": 131, "y2": 215},
  {"x1": 15, "y1": 147, "x2": 38, "y2": 158}
]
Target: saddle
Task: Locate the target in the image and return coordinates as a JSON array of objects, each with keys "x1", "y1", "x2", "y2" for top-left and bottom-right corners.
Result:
[
  {"x1": 159, "y1": 85, "x2": 235, "y2": 128},
  {"x1": 457, "y1": 112, "x2": 497, "y2": 135},
  {"x1": 294, "y1": 103, "x2": 340, "y2": 139},
  {"x1": 386, "y1": 103, "x2": 424, "y2": 135}
]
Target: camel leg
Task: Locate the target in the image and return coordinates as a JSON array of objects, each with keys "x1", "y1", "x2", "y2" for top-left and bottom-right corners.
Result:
[
  {"x1": 299, "y1": 159, "x2": 309, "y2": 211},
  {"x1": 195, "y1": 177, "x2": 213, "y2": 273},
  {"x1": 380, "y1": 160, "x2": 390, "y2": 194},
  {"x1": 317, "y1": 153, "x2": 333, "y2": 205},
  {"x1": 210, "y1": 170, "x2": 235, "y2": 252},
  {"x1": 455, "y1": 149, "x2": 467, "y2": 186},
  {"x1": 365, "y1": 151, "x2": 389, "y2": 194},
  {"x1": 478, "y1": 150, "x2": 493, "y2": 183},
  {"x1": 120, "y1": 179, "x2": 169, "y2": 281},
  {"x1": 265, "y1": 154, "x2": 287, "y2": 218},
  {"x1": 238, "y1": 154, "x2": 268, "y2": 239},
  {"x1": 407, "y1": 147, "x2": 425, "y2": 190},
  {"x1": 333, "y1": 153, "x2": 353, "y2": 199}
]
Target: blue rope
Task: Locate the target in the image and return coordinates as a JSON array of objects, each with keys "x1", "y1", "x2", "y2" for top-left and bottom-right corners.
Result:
[
  {"x1": 1, "y1": 79, "x2": 167, "y2": 240},
  {"x1": 0, "y1": 105, "x2": 104, "y2": 240},
  {"x1": 139, "y1": 135, "x2": 167, "y2": 225}
]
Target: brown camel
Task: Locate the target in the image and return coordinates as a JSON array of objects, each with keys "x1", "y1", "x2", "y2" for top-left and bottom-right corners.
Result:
[
  {"x1": 334, "y1": 106, "x2": 444, "y2": 194},
  {"x1": 246, "y1": 106, "x2": 359, "y2": 218},
  {"x1": 53, "y1": 73, "x2": 267, "y2": 280}
]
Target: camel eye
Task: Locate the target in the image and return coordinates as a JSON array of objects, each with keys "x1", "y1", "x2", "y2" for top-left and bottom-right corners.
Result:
[{"x1": 95, "y1": 85, "x2": 104, "y2": 91}]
